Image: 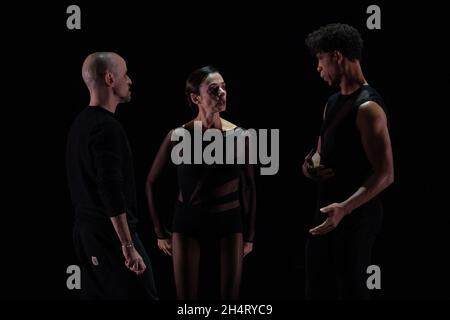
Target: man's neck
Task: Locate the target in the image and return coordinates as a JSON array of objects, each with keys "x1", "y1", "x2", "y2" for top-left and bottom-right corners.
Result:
[
  {"x1": 339, "y1": 60, "x2": 367, "y2": 95},
  {"x1": 89, "y1": 93, "x2": 118, "y2": 113}
]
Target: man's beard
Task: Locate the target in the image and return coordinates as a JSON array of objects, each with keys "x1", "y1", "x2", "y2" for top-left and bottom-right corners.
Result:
[{"x1": 119, "y1": 92, "x2": 131, "y2": 103}]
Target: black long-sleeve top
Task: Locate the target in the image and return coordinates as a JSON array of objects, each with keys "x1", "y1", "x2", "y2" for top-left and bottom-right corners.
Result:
[{"x1": 66, "y1": 106, "x2": 138, "y2": 230}]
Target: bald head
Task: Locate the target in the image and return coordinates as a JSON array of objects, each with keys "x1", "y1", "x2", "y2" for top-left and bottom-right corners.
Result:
[{"x1": 82, "y1": 52, "x2": 125, "y2": 89}]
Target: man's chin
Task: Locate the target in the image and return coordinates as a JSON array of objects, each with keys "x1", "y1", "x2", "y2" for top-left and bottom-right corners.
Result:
[
  {"x1": 325, "y1": 80, "x2": 338, "y2": 87},
  {"x1": 121, "y1": 95, "x2": 131, "y2": 103}
]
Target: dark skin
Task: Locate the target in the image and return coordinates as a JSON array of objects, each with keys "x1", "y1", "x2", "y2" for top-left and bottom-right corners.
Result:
[
  {"x1": 302, "y1": 102, "x2": 335, "y2": 182},
  {"x1": 302, "y1": 138, "x2": 335, "y2": 182},
  {"x1": 303, "y1": 50, "x2": 394, "y2": 235},
  {"x1": 308, "y1": 101, "x2": 394, "y2": 235}
]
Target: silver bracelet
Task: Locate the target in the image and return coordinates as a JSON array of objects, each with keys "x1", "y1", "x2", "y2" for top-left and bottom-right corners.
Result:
[{"x1": 122, "y1": 242, "x2": 134, "y2": 248}]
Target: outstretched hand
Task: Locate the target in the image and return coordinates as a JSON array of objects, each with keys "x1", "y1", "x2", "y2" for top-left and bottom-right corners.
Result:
[{"x1": 309, "y1": 203, "x2": 350, "y2": 236}]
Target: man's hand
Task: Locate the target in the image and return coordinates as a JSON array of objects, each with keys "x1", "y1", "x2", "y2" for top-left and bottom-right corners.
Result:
[
  {"x1": 122, "y1": 246, "x2": 146, "y2": 275},
  {"x1": 243, "y1": 242, "x2": 253, "y2": 257},
  {"x1": 309, "y1": 203, "x2": 350, "y2": 236},
  {"x1": 157, "y1": 238, "x2": 172, "y2": 256},
  {"x1": 302, "y1": 148, "x2": 334, "y2": 182}
]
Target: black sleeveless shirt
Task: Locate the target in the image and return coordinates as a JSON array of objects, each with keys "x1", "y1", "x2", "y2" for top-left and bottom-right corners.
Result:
[
  {"x1": 318, "y1": 85, "x2": 388, "y2": 208},
  {"x1": 174, "y1": 126, "x2": 243, "y2": 207}
]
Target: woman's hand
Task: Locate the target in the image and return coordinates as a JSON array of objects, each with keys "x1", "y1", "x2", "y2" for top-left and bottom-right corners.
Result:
[
  {"x1": 243, "y1": 242, "x2": 253, "y2": 257},
  {"x1": 157, "y1": 238, "x2": 172, "y2": 256}
]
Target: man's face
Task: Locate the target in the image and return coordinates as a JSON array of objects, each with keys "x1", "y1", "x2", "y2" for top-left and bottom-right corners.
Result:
[
  {"x1": 112, "y1": 58, "x2": 132, "y2": 103},
  {"x1": 316, "y1": 52, "x2": 341, "y2": 86},
  {"x1": 195, "y1": 72, "x2": 227, "y2": 113}
]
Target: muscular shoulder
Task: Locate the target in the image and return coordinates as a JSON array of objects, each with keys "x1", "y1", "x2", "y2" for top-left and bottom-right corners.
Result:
[{"x1": 356, "y1": 101, "x2": 387, "y2": 132}]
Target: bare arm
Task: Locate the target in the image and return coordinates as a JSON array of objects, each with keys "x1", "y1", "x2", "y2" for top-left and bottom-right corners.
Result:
[
  {"x1": 341, "y1": 101, "x2": 394, "y2": 212},
  {"x1": 238, "y1": 129, "x2": 257, "y2": 256},
  {"x1": 90, "y1": 122, "x2": 146, "y2": 273},
  {"x1": 110, "y1": 213, "x2": 134, "y2": 246},
  {"x1": 241, "y1": 163, "x2": 257, "y2": 257},
  {"x1": 110, "y1": 213, "x2": 146, "y2": 274},
  {"x1": 303, "y1": 104, "x2": 334, "y2": 180},
  {"x1": 310, "y1": 101, "x2": 394, "y2": 235},
  {"x1": 145, "y1": 131, "x2": 174, "y2": 255}
]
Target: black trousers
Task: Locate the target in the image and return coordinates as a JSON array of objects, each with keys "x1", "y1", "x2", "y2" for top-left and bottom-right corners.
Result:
[
  {"x1": 73, "y1": 221, "x2": 158, "y2": 300},
  {"x1": 305, "y1": 202, "x2": 383, "y2": 299}
]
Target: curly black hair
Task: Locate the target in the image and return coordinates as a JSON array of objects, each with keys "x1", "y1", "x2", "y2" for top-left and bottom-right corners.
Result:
[{"x1": 305, "y1": 23, "x2": 363, "y2": 61}]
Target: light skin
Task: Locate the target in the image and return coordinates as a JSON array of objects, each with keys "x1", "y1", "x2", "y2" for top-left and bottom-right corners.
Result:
[
  {"x1": 158, "y1": 72, "x2": 253, "y2": 257},
  {"x1": 190, "y1": 72, "x2": 227, "y2": 129},
  {"x1": 82, "y1": 52, "x2": 144, "y2": 274},
  {"x1": 82, "y1": 52, "x2": 132, "y2": 113},
  {"x1": 303, "y1": 51, "x2": 394, "y2": 235}
]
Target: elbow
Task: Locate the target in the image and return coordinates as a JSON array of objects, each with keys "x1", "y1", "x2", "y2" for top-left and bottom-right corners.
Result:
[
  {"x1": 383, "y1": 170, "x2": 394, "y2": 188},
  {"x1": 372, "y1": 169, "x2": 394, "y2": 191},
  {"x1": 375, "y1": 162, "x2": 394, "y2": 189},
  {"x1": 386, "y1": 172, "x2": 394, "y2": 187},
  {"x1": 145, "y1": 177, "x2": 154, "y2": 192},
  {"x1": 386, "y1": 163, "x2": 395, "y2": 186}
]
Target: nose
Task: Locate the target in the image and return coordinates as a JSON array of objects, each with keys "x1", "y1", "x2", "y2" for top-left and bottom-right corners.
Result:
[
  {"x1": 127, "y1": 75, "x2": 132, "y2": 85},
  {"x1": 317, "y1": 63, "x2": 322, "y2": 73},
  {"x1": 218, "y1": 87, "x2": 226, "y2": 97}
]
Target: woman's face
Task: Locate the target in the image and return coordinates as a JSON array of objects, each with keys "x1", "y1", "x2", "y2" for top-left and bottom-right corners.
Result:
[{"x1": 193, "y1": 72, "x2": 227, "y2": 113}]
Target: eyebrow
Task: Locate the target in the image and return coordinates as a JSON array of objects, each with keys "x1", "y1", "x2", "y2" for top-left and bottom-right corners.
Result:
[{"x1": 208, "y1": 82, "x2": 225, "y2": 87}]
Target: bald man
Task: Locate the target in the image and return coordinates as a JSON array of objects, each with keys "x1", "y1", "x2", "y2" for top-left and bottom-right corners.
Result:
[{"x1": 66, "y1": 52, "x2": 158, "y2": 299}]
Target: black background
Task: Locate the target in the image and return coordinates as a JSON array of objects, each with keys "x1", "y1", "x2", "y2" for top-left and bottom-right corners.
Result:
[{"x1": 2, "y1": 1, "x2": 447, "y2": 301}]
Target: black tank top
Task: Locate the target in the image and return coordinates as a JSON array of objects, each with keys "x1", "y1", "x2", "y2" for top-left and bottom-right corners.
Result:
[
  {"x1": 175, "y1": 127, "x2": 243, "y2": 207},
  {"x1": 318, "y1": 85, "x2": 388, "y2": 206}
]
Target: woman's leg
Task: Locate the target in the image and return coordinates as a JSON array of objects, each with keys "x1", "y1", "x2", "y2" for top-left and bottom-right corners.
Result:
[
  {"x1": 172, "y1": 232, "x2": 201, "y2": 299},
  {"x1": 220, "y1": 232, "x2": 243, "y2": 299}
]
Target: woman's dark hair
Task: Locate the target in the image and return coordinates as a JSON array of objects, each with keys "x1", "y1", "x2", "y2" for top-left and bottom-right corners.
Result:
[
  {"x1": 185, "y1": 65, "x2": 220, "y2": 113},
  {"x1": 305, "y1": 23, "x2": 363, "y2": 61}
]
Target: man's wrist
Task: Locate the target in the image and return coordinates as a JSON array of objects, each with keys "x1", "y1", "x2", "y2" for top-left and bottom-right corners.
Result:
[
  {"x1": 121, "y1": 242, "x2": 134, "y2": 248},
  {"x1": 340, "y1": 201, "x2": 353, "y2": 215}
]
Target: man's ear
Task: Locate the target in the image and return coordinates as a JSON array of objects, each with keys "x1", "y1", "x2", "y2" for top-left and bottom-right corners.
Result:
[
  {"x1": 104, "y1": 71, "x2": 114, "y2": 87},
  {"x1": 334, "y1": 50, "x2": 344, "y2": 64},
  {"x1": 190, "y1": 93, "x2": 200, "y2": 106}
]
